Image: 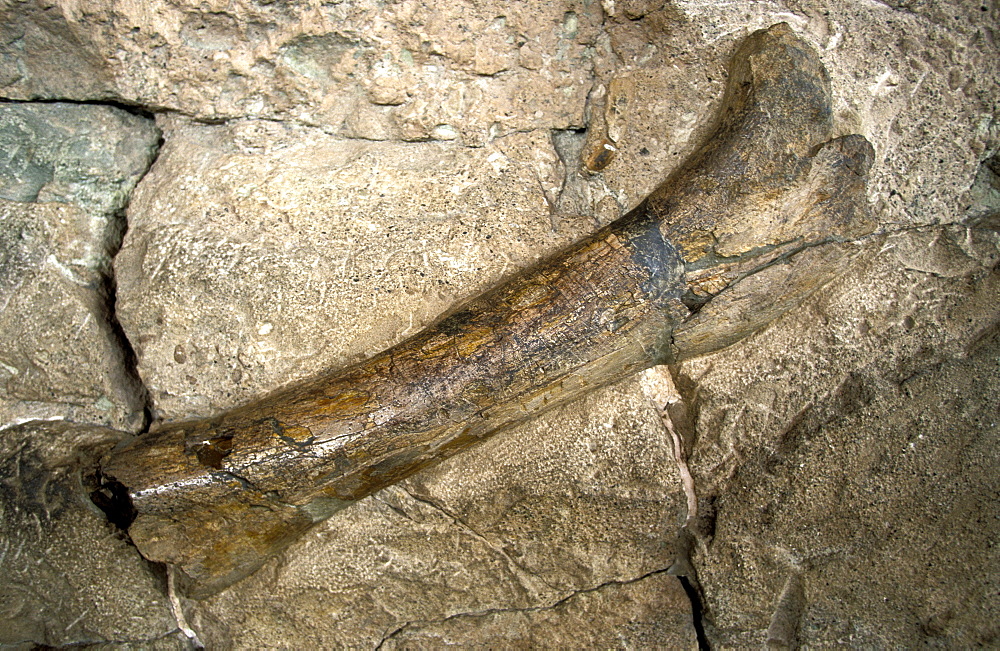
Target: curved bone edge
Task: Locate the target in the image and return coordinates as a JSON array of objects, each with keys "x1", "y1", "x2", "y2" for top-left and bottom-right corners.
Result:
[
  {"x1": 99, "y1": 23, "x2": 874, "y2": 598},
  {"x1": 646, "y1": 22, "x2": 840, "y2": 263}
]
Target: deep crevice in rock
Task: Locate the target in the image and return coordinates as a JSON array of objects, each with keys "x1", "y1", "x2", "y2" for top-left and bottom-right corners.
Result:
[
  {"x1": 669, "y1": 526, "x2": 713, "y2": 650},
  {"x1": 679, "y1": 574, "x2": 711, "y2": 650},
  {"x1": 99, "y1": 120, "x2": 164, "y2": 434},
  {"x1": 94, "y1": 255, "x2": 153, "y2": 433},
  {"x1": 0, "y1": 95, "x2": 158, "y2": 122}
]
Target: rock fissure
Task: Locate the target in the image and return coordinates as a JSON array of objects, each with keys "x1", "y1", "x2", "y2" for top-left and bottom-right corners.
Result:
[
  {"x1": 0, "y1": 96, "x2": 158, "y2": 121},
  {"x1": 167, "y1": 565, "x2": 205, "y2": 650},
  {"x1": 642, "y1": 368, "x2": 712, "y2": 649},
  {"x1": 99, "y1": 107, "x2": 163, "y2": 434},
  {"x1": 395, "y1": 486, "x2": 561, "y2": 593},
  {"x1": 374, "y1": 566, "x2": 676, "y2": 650}
]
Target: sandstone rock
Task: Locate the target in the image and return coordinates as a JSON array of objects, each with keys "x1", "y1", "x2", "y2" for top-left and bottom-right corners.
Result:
[
  {"x1": 0, "y1": 201, "x2": 130, "y2": 428},
  {"x1": 676, "y1": 229, "x2": 999, "y2": 646},
  {"x1": 380, "y1": 572, "x2": 695, "y2": 648},
  {"x1": 0, "y1": 0, "x2": 998, "y2": 646},
  {"x1": 0, "y1": 103, "x2": 159, "y2": 430},
  {"x1": 0, "y1": 421, "x2": 180, "y2": 648},
  {"x1": 691, "y1": 330, "x2": 1000, "y2": 646},
  {"x1": 588, "y1": 1, "x2": 1000, "y2": 231},
  {"x1": 0, "y1": 0, "x2": 604, "y2": 144}
]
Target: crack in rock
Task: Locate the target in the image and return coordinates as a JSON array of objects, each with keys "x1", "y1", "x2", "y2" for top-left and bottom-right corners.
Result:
[
  {"x1": 394, "y1": 486, "x2": 561, "y2": 594},
  {"x1": 374, "y1": 566, "x2": 675, "y2": 650},
  {"x1": 0, "y1": 99, "x2": 161, "y2": 431}
]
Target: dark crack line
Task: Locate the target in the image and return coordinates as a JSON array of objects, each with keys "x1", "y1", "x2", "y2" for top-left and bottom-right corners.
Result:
[
  {"x1": 396, "y1": 487, "x2": 561, "y2": 593},
  {"x1": 97, "y1": 255, "x2": 153, "y2": 433},
  {"x1": 0, "y1": 96, "x2": 157, "y2": 121},
  {"x1": 175, "y1": 107, "x2": 568, "y2": 149},
  {"x1": 650, "y1": 396, "x2": 712, "y2": 650},
  {"x1": 679, "y1": 575, "x2": 711, "y2": 651},
  {"x1": 374, "y1": 566, "x2": 674, "y2": 649},
  {"x1": 102, "y1": 119, "x2": 164, "y2": 434}
]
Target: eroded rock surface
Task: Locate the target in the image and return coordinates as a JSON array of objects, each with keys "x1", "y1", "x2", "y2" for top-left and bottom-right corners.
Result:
[
  {"x1": 0, "y1": 102, "x2": 159, "y2": 430},
  {"x1": 187, "y1": 377, "x2": 695, "y2": 647},
  {"x1": 696, "y1": 332, "x2": 1000, "y2": 646},
  {"x1": 0, "y1": 0, "x2": 602, "y2": 144},
  {"x1": 679, "y1": 224, "x2": 1000, "y2": 646},
  {"x1": 0, "y1": 0, "x2": 997, "y2": 647}
]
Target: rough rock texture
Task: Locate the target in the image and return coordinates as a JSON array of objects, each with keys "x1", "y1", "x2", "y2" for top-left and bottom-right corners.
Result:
[
  {"x1": 0, "y1": 102, "x2": 160, "y2": 430},
  {"x1": 680, "y1": 224, "x2": 1000, "y2": 646},
  {"x1": 115, "y1": 115, "x2": 597, "y2": 418},
  {"x1": 0, "y1": 0, "x2": 602, "y2": 144},
  {"x1": 0, "y1": 0, "x2": 997, "y2": 648},
  {"x1": 187, "y1": 378, "x2": 696, "y2": 647},
  {"x1": 0, "y1": 421, "x2": 181, "y2": 648},
  {"x1": 693, "y1": 329, "x2": 1000, "y2": 647}
]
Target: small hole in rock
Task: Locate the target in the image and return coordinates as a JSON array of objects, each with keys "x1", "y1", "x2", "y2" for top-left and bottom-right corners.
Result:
[{"x1": 88, "y1": 472, "x2": 137, "y2": 531}]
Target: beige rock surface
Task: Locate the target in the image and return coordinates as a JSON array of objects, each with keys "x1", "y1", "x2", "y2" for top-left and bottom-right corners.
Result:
[
  {"x1": 0, "y1": 0, "x2": 603, "y2": 144},
  {"x1": 694, "y1": 331, "x2": 1000, "y2": 646},
  {"x1": 0, "y1": 200, "x2": 131, "y2": 426},
  {"x1": 0, "y1": 0, "x2": 997, "y2": 647},
  {"x1": 0, "y1": 102, "x2": 159, "y2": 430},
  {"x1": 188, "y1": 377, "x2": 696, "y2": 647},
  {"x1": 679, "y1": 227, "x2": 1000, "y2": 645}
]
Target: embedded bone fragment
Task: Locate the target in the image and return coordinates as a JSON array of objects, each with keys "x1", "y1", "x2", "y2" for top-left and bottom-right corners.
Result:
[{"x1": 99, "y1": 24, "x2": 874, "y2": 598}]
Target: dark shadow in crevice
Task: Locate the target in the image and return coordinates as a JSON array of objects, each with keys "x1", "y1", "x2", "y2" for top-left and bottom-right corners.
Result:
[
  {"x1": 0, "y1": 96, "x2": 159, "y2": 121},
  {"x1": 87, "y1": 469, "x2": 137, "y2": 531},
  {"x1": 93, "y1": 259, "x2": 154, "y2": 433},
  {"x1": 95, "y1": 120, "x2": 165, "y2": 434},
  {"x1": 679, "y1": 574, "x2": 711, "y2": 651}
]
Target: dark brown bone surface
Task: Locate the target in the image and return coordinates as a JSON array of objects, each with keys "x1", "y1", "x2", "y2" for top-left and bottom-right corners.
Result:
[{"x1": 100, "y1": 24, "x2": 875, "y2": 598}]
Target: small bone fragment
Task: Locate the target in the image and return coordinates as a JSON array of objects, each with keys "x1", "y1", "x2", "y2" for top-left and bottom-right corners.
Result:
[{"x1": 98, "y1": 24, "x2": 875, "y2": 598}]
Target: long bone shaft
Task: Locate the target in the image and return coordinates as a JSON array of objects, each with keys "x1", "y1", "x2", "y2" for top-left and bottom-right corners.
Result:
[{"x1": 98, "y1": 24, "x2": 875, "y2": 598}]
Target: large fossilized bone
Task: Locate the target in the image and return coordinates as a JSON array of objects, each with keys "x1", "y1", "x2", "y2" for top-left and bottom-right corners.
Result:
[{"x1": 97, "y1": 24, "x2": 874, "y2": 598}]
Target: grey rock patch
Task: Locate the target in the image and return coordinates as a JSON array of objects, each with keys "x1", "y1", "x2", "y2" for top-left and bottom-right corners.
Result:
[
  {"x1": 0, "y1": 420, "x2": 180, "y2": 648},
  {"x1": 0, "y1": 103, "x2": 160, "y2": 430},
  {"x1": 968, "y1": 152, "x2": 1000, "y2": 228},
  {"x1": 0, "y1": 102, "x2": 159, "y2": 220}
]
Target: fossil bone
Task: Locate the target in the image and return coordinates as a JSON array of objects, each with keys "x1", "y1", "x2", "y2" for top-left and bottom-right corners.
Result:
[{"x1": 97, "y1": 24, "x2": 875, "y2": 598}]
